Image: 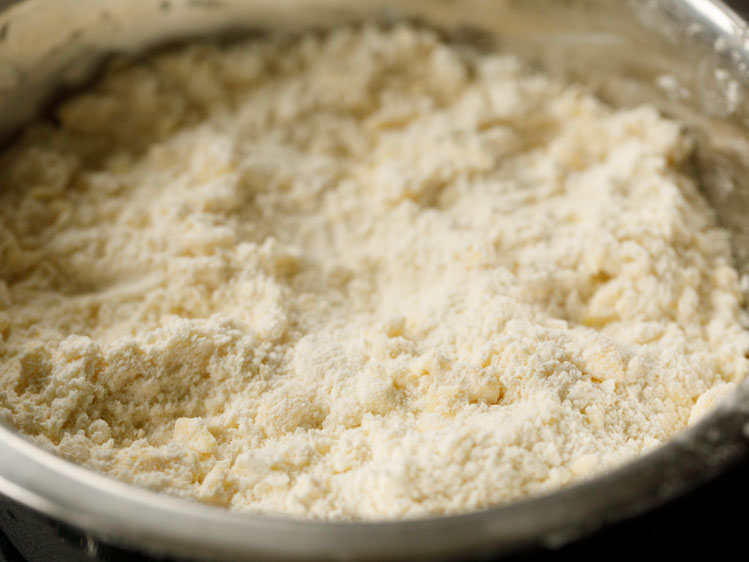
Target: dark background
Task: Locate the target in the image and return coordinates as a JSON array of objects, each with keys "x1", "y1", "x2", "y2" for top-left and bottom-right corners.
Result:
[{"x1": 3, "y1": 0, "x2": 749, "y2": 560}]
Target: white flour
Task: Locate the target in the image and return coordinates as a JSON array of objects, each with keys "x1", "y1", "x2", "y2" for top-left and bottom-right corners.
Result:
[{"x1": 0, "y1": 25, "x2": 747, "y2": 520}]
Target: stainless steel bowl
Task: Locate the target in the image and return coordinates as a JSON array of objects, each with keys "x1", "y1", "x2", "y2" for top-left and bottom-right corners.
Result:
[{"x1": 1, "y1": 1, "x2": 749, "y2": 560}]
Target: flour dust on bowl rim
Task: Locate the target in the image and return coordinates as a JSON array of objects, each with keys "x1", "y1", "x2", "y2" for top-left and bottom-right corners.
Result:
[{"x1": 1, "y1": 0, "x2": 749, "y2": 560}]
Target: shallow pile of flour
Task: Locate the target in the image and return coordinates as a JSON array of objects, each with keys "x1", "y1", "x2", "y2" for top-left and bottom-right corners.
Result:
[{"x1": 0, "y1": 25, "x2": 747, "y2": 520}]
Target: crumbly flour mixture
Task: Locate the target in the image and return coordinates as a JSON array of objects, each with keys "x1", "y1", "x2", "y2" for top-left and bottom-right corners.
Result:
[{"x1": 0, "y1": 25, "x2": 748, "y2": 520}]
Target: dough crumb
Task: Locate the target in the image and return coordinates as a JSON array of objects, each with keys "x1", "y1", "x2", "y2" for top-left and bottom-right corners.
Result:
[{"x1": 1, "y1": 24, "x2": 747, "y2": 520}]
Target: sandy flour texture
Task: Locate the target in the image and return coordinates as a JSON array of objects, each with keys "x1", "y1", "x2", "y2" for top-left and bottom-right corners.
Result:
[{"x1": 0, "y1": 25, "x2": 747, "y2": 519}]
